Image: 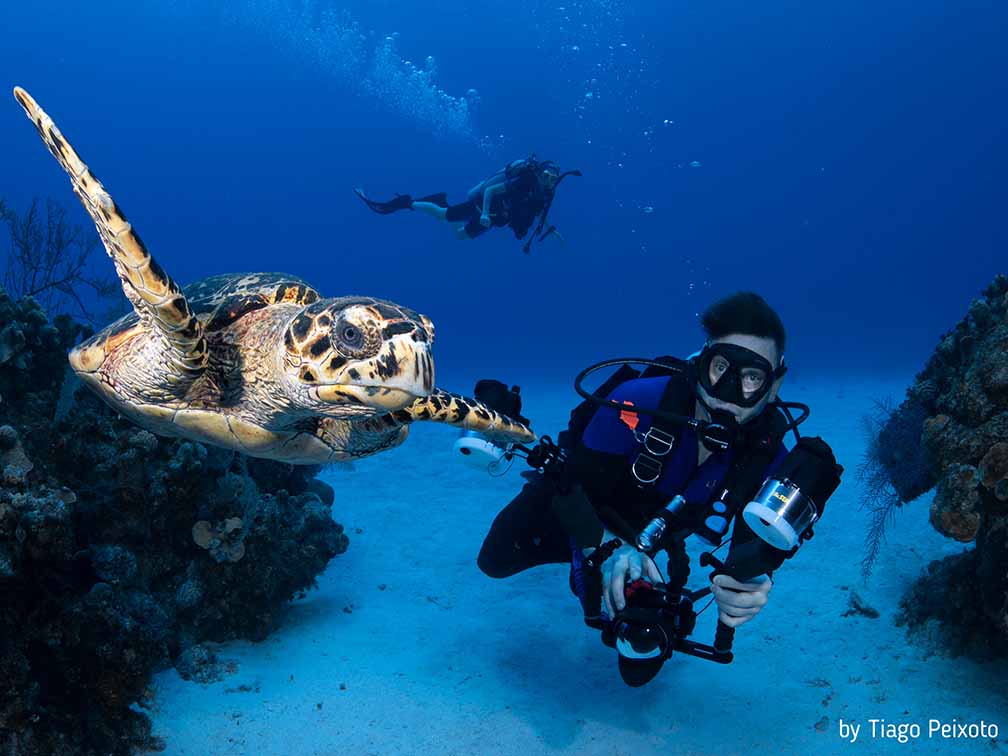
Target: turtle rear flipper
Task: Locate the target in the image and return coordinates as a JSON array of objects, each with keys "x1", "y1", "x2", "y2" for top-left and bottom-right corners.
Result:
[{"x1": 13, "y1": 86, "x2": 207, "y2": 379}]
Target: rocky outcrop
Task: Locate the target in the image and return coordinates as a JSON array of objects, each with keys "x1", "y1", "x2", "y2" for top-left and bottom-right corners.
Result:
[{"x1": 870, "y1": 275, "x2": 1008, "y2": 657}]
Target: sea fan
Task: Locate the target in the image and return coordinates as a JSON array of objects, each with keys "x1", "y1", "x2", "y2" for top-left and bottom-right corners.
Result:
[
  {"x1": 857, "y1": 393, "x2": 938, "y2": 581},
  {"x1": 857, "y1": 396, "x2": 905, "y2": 582}
]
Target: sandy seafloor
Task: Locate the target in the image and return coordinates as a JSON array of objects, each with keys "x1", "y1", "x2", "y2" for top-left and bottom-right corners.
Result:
[{"x1": 149, "y1": 373, "x2": 1006, "y2": 755}]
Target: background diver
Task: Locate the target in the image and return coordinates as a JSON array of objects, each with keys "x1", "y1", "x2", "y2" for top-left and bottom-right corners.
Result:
[
  {"x1": 466, "y1": 292, "x2": 842, "y2": 685},
  {"x1": 354, "y1": 155, "x2": 582, "y2": 253}
]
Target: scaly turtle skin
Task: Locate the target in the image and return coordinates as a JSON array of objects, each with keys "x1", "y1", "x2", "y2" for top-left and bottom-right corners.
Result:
[{"x1": 13, "y1": 86, "x2": 535, "y2": 464}]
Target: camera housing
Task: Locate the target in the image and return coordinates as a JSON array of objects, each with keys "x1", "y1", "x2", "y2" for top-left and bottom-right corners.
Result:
[{"x1": 604, "y1": 578, "x2": 699, "y2": 686}]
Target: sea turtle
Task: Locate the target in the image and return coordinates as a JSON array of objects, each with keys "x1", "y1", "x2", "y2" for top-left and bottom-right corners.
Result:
[{"x1": 13, "y1": 86, "x2": 535, "y2": 464}]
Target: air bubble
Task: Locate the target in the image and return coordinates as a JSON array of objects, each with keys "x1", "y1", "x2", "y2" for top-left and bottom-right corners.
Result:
[{"x1": 169, "y1": 2, "x2": 477, "y2": 144}]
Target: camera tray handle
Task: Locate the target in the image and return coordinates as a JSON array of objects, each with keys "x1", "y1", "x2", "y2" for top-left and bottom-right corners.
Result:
[{"x1": 696, "y1": 552, "x2": 737, "y2": 662}]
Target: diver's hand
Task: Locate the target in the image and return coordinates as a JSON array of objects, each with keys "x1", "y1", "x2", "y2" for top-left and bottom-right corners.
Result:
[
  {"x1": 479, "y1": 212, "x2": 492, "y2": 227},
  {"x1": 600, "y1": 544, "x2": 662, "y2": 617},
  {"x1": 711, "y1": 574, "x2": 772, "y2": 628}
]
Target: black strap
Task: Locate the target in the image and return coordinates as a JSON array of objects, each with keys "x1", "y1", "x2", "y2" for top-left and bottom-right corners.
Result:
[{"x1": 628, "y1": 371, "x2": 691, "y2": 489}]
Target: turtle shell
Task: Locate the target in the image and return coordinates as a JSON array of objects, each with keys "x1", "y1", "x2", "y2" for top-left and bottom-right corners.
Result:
[{"x1": 183, "y1": 272, "x2": 322, "y2": 332}]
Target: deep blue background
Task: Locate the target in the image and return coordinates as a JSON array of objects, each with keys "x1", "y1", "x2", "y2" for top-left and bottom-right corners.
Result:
[{"x1": 1, "y1": 0, "x2": 1004, "y2": 389}]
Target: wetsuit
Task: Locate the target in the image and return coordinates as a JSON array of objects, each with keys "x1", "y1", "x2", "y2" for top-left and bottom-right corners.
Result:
[
  {"x1": 446, "y1": 159, "x2": 548, "y2": 239},
  {"x1": 477, "y1": 373, "x2": 789, "y2": 580},
  {"x1": 355, "y1": 157, "x2": 580, "y2": 251}
]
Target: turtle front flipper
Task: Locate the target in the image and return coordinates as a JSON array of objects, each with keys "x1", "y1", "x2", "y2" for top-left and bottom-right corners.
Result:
[
  {"x1": 13, "y1": 87, "x2": 207, "y2": 379},
  {"x1": 391, "y1": 389, "x2": 536, "y2": 444}
]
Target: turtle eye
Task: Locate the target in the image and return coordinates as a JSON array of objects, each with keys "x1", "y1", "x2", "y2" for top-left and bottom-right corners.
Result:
[
  {"x1": 339, "y1": 325, "x2": 363, "y2": 348},
  {"x1": 331, "y1": 318, "x2": 373, "y2": 358}
]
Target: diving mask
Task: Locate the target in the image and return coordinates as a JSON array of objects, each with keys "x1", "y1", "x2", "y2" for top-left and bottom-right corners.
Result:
[{"x1": 695, "y1": 343, "x2": 787, "y2": 409}]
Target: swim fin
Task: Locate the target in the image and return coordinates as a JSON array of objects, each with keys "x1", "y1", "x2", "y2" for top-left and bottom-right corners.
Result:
[{"x1": 353, "y1": 187, "x2": 414, "y2": 214}]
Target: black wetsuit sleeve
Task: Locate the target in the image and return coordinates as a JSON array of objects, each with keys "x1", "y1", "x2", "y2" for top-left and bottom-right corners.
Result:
[
  {"x1": 568, "y1": 442, "x2": 626, "y2": 504},
  {"x1": 476, "y1": 475, "x2": 573, "y2": 578}
]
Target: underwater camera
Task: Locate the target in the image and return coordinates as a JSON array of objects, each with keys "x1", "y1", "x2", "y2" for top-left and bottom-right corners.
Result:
[
  {"x1": 605, "y1": 437, "x2": 843, "y2": 684},
  {"x1": 596, "y1": 565, "x2": 734, "y2": 685},
  {"x1": 604, "y1": 578, "x2": 698, "y2": 687},
  {"x1": 452, "y1": 380, "x2": 528, "y2": 471}
]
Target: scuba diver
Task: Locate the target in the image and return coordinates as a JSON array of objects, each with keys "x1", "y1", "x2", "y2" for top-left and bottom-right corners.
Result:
[
  {"x1": 458, "y1": 292, "x2": 843, "y2": 686},
  {"x1": 353, "y1": 155, "x2": 582, "y2": 253}
]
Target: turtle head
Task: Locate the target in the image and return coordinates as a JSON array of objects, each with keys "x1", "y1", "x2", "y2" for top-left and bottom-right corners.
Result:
[{"x1": 281, "y1": 297, "x2": 435, "y2": 415}]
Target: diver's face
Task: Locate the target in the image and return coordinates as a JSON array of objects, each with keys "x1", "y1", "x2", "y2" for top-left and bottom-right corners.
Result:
[{"x1": 698, "y1": 333, "x2": 783, "y2": 424}]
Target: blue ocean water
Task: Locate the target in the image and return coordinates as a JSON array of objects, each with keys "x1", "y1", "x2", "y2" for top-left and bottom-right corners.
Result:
[
  {"x1": 1, "y1": 1, "x2": 1005, "y2": 753},
  {"x1": 3, "y1": 0, "x2": 1005, "y2": 384}
]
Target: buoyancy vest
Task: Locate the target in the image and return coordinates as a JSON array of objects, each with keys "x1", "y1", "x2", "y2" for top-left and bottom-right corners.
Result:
[{"x1": 565, "y1": 357, "x2": 791, "y2": 546}]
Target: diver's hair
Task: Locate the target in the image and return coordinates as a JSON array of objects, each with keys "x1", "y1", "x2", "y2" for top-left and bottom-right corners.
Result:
[{"x1": 700, "y1": 291, "x2": 786, "y2": 359}]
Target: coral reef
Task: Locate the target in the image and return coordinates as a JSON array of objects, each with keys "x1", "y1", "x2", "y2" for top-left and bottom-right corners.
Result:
[
  {"x1": 870, "y1": 275, "x2": 1008, "y2": 657},
  {"x1": 0, "y1": 288, "x2": 349, "y2": 755},
  {"x1": 896, "y1": 543, "x2": 1008, "y2": 660}
]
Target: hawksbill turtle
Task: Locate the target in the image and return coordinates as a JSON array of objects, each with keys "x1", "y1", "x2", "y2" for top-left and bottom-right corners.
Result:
[{"x1": 13, "y1": 86, "x2": 535, "y2": 464}]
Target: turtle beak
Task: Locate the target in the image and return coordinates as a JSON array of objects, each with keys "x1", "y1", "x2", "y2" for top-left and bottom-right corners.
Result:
[
  {"x1": 364, "y1": 335, "x2": 434, "y2": 397},
  {"x1": 310, "y1": 338, "x2": 433, "y2": 412},
  {"x1": 312, "y1": 316, "x2": 434, "y2": 409}
]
